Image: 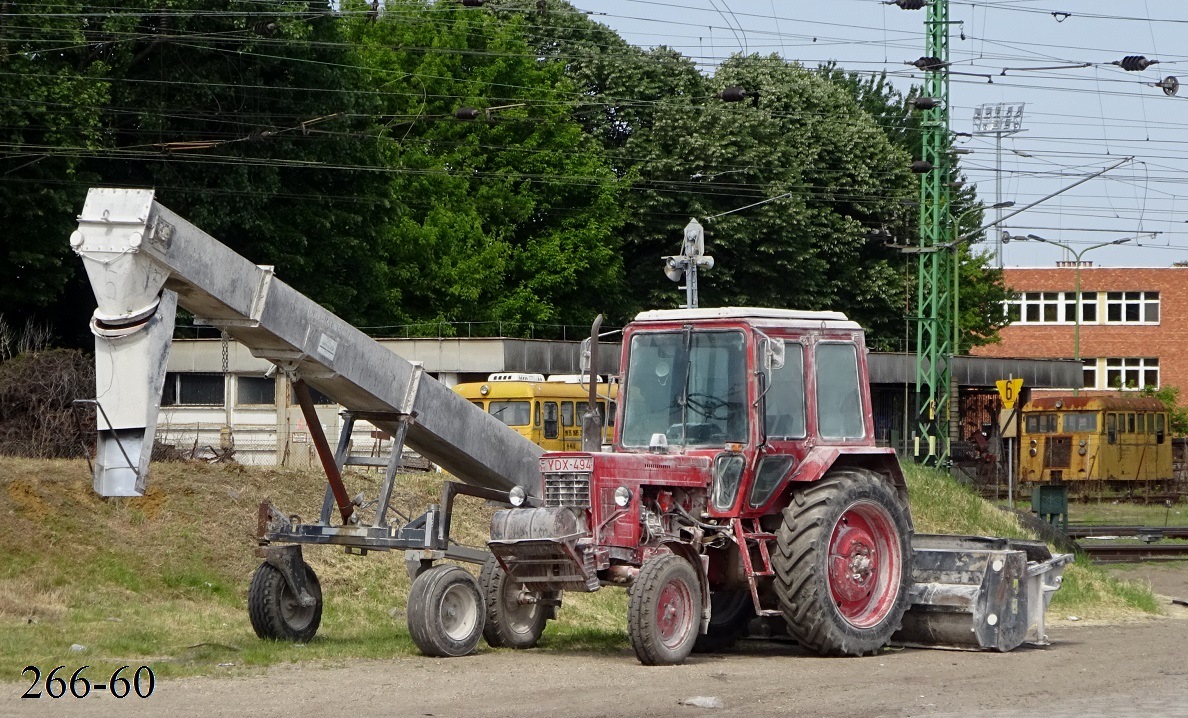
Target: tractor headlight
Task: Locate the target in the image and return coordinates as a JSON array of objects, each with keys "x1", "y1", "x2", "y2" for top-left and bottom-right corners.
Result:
[
  {"x1": 614, "y1": 486, "x2": 632, "y2": 508},
  {"x1": 509, "y1": 486, "x2": 527, "y2": 507}
]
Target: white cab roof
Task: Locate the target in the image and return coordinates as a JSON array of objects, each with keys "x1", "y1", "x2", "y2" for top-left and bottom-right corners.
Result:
[{"x1": 633, "y1": 307, "x2": 860, "y2": 329}]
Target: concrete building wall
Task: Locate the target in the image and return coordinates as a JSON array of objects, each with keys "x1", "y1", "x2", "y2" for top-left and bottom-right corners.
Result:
[{"x1": 157, "y1": 337, "x2": 617, "y2": 468}]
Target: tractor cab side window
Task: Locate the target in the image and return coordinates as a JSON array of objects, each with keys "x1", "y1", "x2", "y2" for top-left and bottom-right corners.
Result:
[
  {"x1": 815, "y1": 343, "x2": 864, "y2": 440},
  {"x1": 764, "y1": 343, "x2": 806, "y2": 439}
]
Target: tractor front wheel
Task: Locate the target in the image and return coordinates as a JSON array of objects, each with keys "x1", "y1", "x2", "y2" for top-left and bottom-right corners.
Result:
[
  {"x1": 627, "y1": 553, "x2": 702, "y2": 665},
  {"x1": 480, "y1": 555, "x2": 548, "y2": 649},
  {"x1": 773, "y1": 468, "x2": 912, "y2": 656},
  {"x1": 407, "y1": 564, "x2": 485, "y2": 657}
]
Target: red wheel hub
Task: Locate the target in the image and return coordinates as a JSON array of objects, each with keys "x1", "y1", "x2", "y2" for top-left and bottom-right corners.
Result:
[
  {"x1": 655, "y1": 579, "x2": 694, "y2": 649},
  {"x1": 826, "y1": 501, "x2": 902, "y2": 628}
]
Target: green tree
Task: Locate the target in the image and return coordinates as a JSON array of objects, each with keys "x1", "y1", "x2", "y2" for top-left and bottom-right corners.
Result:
[
  {"x1": 820, "y1": 64, "x2": 1010, "y2": 351},
  {"x1": 541, "y1": 40, "x2": 917, "y2": 339},
  {"x1": 80, "y1": 0, "x2": 399, "y2": 325},
  {"x1": 344, "y1": 0, "x2": 628, "y2": 332},
  {"x1": 1141, "y1": 385, "x2": 1188, "y2": 436},
  {"x1": 0, "y1": 0, "x2": 110, "y2": 320}
]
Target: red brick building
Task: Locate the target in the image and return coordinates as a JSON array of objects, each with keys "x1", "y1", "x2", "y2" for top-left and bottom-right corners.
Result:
[{"x1": 973, "y1": 266, "x2": 1188, "y2": 400}]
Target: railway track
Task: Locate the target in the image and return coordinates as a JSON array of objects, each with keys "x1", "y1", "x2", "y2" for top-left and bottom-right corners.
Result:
[
  {"x1": 1066, "y1": 525, "x2": 1188, "y2": 540},
  {"x1": 1078, "y1": 542, "x2": 1188, "y2": 563},
  {"x1": 1051, "y1": 524, "x2": 1188, "y2": 562}
]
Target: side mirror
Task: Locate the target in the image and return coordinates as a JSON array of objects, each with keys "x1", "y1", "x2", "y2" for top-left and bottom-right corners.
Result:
[
  {"x1": 579, "y1": 337, "x2": 592, "y2": 374},
  {"x1": 763, "y1": 337, "x2": 786, "y2": 373}
]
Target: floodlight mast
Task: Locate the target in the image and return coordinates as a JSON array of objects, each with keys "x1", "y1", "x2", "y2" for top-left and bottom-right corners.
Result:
[{"x1": 972, "y1": 102, "x2": 1026, "y2": 268}]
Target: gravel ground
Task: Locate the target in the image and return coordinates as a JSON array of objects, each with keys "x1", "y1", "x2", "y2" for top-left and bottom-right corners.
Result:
[{"x1": 4, "y1": 564, "x2": 1186, "y2": 718}]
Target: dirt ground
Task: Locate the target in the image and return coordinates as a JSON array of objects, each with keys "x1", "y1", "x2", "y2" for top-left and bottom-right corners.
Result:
[{"x1": 4, "y1": 564, "x2": 1187, "y2": 718}]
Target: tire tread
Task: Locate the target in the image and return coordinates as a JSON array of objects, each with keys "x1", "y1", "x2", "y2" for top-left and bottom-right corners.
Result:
[
  {"x1": 627, "y1": 553, "x2": 701, "y2": 665},
  {"x1": 772, "y1": 469, "x2": 912, "y2": 657}
]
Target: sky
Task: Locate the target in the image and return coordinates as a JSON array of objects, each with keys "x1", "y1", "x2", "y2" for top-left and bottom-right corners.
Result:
[{"x1": 571, "y1": 0, "x2": 1188, "y2": 269}]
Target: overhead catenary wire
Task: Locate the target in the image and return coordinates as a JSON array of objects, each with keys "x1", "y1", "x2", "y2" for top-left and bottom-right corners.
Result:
[{"x1": 7, "y1": 1, "x2": 1188, "y2": 257}]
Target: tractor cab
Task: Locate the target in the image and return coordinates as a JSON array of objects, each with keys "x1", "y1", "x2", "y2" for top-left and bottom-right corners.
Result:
[{"x1": 613, "y1": 307, "x2": 896, "y2": 516}]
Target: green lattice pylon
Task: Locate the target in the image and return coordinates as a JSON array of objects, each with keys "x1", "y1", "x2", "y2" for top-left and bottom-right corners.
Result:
[{"x1": 914, "y1": 0, "x2": 953, "y2": 466}]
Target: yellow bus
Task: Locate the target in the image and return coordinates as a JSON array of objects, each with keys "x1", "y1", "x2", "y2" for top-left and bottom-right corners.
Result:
[
  {"x1": 453, "y1": 373, "x2": 617, "y2": 451},
  {"x1": 1019, "y1": 395, "x2": 1171, "y2": 485}
]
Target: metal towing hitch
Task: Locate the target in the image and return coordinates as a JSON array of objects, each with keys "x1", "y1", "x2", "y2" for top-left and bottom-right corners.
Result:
[{"x1": 893, "y1": 535, "x2": 1073, "y2": 652}]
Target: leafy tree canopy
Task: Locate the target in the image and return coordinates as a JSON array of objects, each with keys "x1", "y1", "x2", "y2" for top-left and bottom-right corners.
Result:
[{"x1": 2, "y1": 0, "x2": 1009, "y2": 352}]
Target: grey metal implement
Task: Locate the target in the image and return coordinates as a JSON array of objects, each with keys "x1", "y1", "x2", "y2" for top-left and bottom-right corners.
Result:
[{"x1": 71, "y1": 187, "x2": 543, "y2": 498}]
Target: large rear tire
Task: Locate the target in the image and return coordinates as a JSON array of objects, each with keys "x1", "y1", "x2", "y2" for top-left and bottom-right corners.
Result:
[
  {"x1": 247, "y1": 561, "x2": 322, "y2": 642},
  {"x1": 692, "y1": 590, "x2": 753, "y2": 653},
  {"x1": 480, "y1": 555, "x2": 547, "y2": 649},
  {"x1": 627, "y1": 553, "x2": 702, "y2": 666},
  {"x1": 407, "y1": 564, "x2": 484, "y2": 657},
  {"x1": 773, "y1": 468, "x2": 912, "y2": 656}
]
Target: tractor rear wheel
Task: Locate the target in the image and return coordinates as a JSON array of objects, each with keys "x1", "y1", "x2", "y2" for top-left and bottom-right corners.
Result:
[
  {"x1": 692, "y1": 590, "x2": 753, "y2": 653},
  {"x1": 627, "y1": 553, "x2": 702, "y2": 666},
  {"x1": 407, "y1": 564, "x2": 484, "y2": 657},
  {"x1": 480, "y1": 555, "x2": 548, "y2": 649},
  {"x1": 247, "y1": 561, "x2": 322, "y2": 642},
  {"x1": 773, "y1": 468, "x2": 912, "y2": 656}
]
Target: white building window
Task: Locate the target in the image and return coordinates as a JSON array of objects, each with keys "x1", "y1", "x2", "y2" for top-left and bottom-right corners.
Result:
[
  {"x1": 1082, "y1": 359, "x2": 1097, "y2": 389},
  {"x1": 1082, "y1": 358, "x2": 1159, "y2": 391},
  {"x1": 1104, "y1": 291, "x2": 1159, "y2": 324},
  {"x1": 1005, "y1": 290, "x2": 1156, "y2": 325}
]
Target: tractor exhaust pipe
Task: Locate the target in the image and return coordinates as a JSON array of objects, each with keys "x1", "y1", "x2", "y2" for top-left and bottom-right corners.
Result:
[{"x1": 581, "y1": 314, "x2": 603, "y2": 452}]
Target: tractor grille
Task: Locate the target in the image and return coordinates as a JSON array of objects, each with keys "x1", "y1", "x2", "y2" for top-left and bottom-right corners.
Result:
[
  {"x1": 545, "y1": 472, "x2": 591, "y2": 508},
  {"x1": 1044, "y1": 436, "x2": 1072, "y2": 469}
]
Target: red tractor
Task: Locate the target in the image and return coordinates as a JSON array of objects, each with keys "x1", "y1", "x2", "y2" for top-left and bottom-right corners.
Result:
[{"x1": 485, "y1": 308, "x2": 913, "y2": 665}]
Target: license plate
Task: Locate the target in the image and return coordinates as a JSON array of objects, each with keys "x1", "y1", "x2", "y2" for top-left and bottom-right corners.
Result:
[{"x1": 540, "y1": 456, "x2": 594, "y2": 473}]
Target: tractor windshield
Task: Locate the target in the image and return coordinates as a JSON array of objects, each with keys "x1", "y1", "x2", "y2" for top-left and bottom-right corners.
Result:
[{"x1": 621, "y1": 330, "x2": 748, "y2": 448}]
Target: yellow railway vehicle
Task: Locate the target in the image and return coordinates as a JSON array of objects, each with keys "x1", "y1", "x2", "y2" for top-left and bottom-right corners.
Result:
[
  {"x1": 1019, "y1": 395, "x2": 1171, "y2": 484},
  {"x1": 453, "y1": 373, "x2": 617, "y2": 451}
]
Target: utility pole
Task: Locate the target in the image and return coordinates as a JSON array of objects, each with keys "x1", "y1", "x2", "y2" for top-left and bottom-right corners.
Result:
[
  {"x1": 972, "y1": 103, "x2": 1026, "y2": 268},
  {"x1": 912, "y1": 0, "x2": 953, "y2": 466}
]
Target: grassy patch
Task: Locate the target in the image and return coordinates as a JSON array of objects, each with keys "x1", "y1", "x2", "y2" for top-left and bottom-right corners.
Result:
[
  {"x1": 0, "y1": 458, "x2": 1163, "y2": 679},
  {"x1": 1068, "y1": 499, "x2": 1188, "y2": 527},
  {"x1": 904, "y1": 462, "x2": 1160, "y2": 620},
  {"x1": 1050, "y1": 554, "x2": 1162, "y2": 616}
]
